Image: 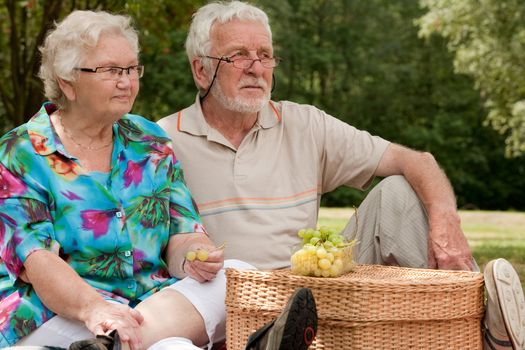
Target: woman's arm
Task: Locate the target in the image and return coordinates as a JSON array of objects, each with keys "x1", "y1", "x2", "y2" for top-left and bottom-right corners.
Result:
[
  {"x1": 165, "y1": 146, "x2": 224, "y2": 282},
  {"x1": 23, "y1": 249, "x2": 145, "y2": 349}
]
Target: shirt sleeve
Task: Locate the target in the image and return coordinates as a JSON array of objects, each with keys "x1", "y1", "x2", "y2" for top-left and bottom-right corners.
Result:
[
  {"x1": 168, "y1": 148, "x2": 207, "y2": 236},
  {"x1": 304, "y1": 105, "x2": 390, "y2": 192},
  {"x1": 0, "y1": 163, "x2": 59, "y2": 282}
]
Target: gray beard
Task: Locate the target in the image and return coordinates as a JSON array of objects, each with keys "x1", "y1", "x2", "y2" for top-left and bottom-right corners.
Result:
[{"x1": 211, "y1": 80, "x2": 271, "y2": 114}]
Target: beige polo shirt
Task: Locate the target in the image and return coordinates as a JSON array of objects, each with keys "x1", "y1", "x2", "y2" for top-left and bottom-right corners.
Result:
[{"x1": 157, "y1": 96, "x2": 389, "y2": 269}]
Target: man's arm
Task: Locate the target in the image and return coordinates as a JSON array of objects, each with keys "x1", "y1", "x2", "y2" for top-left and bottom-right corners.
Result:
[{"x1": 375, "y1": 143, "x2": 473, "y2": 270}]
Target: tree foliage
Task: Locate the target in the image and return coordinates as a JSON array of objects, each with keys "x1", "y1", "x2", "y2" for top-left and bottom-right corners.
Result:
[
  {"x1": 0, "y1": 0, "x2": 62, "y2": 127},
  {"x1": 259, "y1": 0, "x2": 525, "y2": 210},
  {"x1": 125, "y1": 0, "x2": 208, "y2": 118},
  {"x1": 0, "y1": 0, "x2": 203, "y2": 129},
  {"x1": 418, "y1": 0, "x2": 525, "y2": 157},
  {"x1": 1, "y1": 0, "x2": 524, "y2": 209}
]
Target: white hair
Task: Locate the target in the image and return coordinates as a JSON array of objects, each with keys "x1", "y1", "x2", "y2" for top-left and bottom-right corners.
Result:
[
  {"x1": 185, "y1": 1, "x2": 272, "y2": 69},
  {"x1": 38, "y1": 10, "x2": 139, "y2": 108}
]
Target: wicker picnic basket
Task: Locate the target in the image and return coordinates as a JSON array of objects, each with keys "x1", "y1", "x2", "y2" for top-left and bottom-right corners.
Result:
[{"x1": 225, "y1": 265, "x2": 485, "y2": 350}]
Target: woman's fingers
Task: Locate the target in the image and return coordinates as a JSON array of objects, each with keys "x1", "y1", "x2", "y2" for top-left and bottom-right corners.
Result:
[
  {"x1": 86, "y1": 303, "x2": 144, "y2": 350},
  {"x1": 185, "y1": 260, "x2": 223, "y2": 282},
  {"x1": 184, "y1": 262, "x2": 208, "y2": 282},
  {"x1": 102, "y1": 317, "x2": 142, "y2": 350},
  {"x1": 129, "y1": 307, "x2": 144, "y2": 324}
]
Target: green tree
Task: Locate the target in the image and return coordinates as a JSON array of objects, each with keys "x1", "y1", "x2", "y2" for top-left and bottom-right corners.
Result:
[
  {"x1": 0, "y1": 0, "x2": 203, "y2": 130},
  {"x1": 0, "y1": 0, "x2": 134, "y2": 130},
  {"x1": 418, "y1": 0, "x2": 525, "y2": 157},
  {"x1": 1, "y1": 0, "x2": 524, "y2": 209},
  {"x1": 128, "y1": 0, "x2": 208, "y2": 119},
  {"x1": 261, "y1": 0, "x2": 525, "y2": 209},
  {"x1": 0, "y1": 0, "x2": 62, "y2": 128}
]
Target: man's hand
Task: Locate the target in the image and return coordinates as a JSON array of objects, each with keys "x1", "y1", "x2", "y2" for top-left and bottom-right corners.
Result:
[
  {"x1": 427, "y1": 207, "x2": 474, "y2": 271},
  {"x1": 376, "y1": 144, "x2": 474, "y2": 271},
  {"x1": 183, "y1": 243, "x2": 224, "y2": 282}
]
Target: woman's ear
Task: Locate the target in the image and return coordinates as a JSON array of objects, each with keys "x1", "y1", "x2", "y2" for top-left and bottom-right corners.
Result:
[
  {"x1": 191, "y1": 58, "x2": 211, "y2": 91},
  {"x1": 57, "y1": 77, "x2": 76, "y2": 102}
]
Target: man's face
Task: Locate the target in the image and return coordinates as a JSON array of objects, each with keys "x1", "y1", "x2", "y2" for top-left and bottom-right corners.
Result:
[{"x1": 208, "y1": 20, "x2": 273, "y2": 114}]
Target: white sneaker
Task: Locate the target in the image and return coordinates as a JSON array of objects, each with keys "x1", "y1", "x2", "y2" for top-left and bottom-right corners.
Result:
[{"x1": 483, "y1": 258, "x2": 525, "y2": 350}]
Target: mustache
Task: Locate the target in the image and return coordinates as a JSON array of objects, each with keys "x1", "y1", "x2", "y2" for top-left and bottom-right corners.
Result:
[{"x1": 238, "y1": 78, "x2": 268, "y2": 89}]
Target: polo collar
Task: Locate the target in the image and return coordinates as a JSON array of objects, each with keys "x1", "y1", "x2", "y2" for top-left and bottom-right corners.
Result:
[
  {"x1": 258, "y1": 100, "x2": 282, "y2": 129},
  {"x1": 176, "y1": 94, "x2": 282, "y2": 136}
]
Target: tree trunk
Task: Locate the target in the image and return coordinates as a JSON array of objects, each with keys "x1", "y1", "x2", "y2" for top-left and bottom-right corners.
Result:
[{"x1": 0, "y1": 0, "x2": 62, "y2": 129}]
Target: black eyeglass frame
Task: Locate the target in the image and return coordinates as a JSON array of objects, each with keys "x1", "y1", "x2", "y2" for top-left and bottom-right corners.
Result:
[
  {"x1": 203, "y1": 55, "x2": 282, "y2": 69},
  {"x1": 74, "y1": 65, "x2": 145, "y2": 78}
]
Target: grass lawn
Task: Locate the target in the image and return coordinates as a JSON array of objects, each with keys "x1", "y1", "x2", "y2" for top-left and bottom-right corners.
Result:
[{"x1": 318, "y1": 208, "x2": 525, "y2": 291}]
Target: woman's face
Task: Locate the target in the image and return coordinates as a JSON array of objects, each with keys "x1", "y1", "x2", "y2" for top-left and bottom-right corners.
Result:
[{"x1": 66, "y1": 34, "x2": 140, "y2": 120}]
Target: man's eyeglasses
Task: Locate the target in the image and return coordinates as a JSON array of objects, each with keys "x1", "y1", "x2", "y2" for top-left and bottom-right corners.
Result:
[
  {"x1": 74, "y1": 65, "x2": 144, "y2": 81},
  {"x1": 204, "y1": 55, "x2": 281, "y2": 69}
]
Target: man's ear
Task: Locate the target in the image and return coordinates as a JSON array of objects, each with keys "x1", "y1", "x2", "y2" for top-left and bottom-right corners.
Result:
[
  {"x1": 191, "y1": 57, "x2": 211, "y2": 91},
  {"x1": 57, "y1": 77, "x2": 76, "y2": 102}
]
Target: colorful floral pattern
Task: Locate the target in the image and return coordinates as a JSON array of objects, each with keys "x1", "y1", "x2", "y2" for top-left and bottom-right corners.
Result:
[{"x1": 0, "y1": 103, "x2": 206, "y2": 346}]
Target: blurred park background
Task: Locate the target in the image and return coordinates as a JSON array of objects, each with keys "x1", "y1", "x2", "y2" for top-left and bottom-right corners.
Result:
[
  {"x1": 318, "y1": 208, "x2": 525, "y2": 289},
  {"x1": 1, "y1": 1, "x2": 524, "y2": 278}
]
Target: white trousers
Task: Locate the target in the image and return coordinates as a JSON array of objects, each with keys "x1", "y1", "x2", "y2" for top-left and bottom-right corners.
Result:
[{"x1": 15, "y1": 259, "x2": 255, "y2": 349}]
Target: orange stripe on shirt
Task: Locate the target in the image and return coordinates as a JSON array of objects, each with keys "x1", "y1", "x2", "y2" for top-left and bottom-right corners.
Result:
[
  {"x1": 177, "y1": 111, "x2": 182, "y2": 131},
  {"x1": 269, "y1": 101, "x2": 281, "y2": 121},
  {"x1": 199, "y1": 196, "x2": 318, "y2": 217},
  {"x1": 198, "y1": 187, "x2": 318, "y2": 210}
]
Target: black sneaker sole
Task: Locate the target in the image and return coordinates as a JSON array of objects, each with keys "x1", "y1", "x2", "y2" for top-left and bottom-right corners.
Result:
[
  {"x1": 277, "y1": 288, "x2": 318, "y2": 350},
  {"x1": 69, "y1": 330, "x2": 119, "y2": 350}
]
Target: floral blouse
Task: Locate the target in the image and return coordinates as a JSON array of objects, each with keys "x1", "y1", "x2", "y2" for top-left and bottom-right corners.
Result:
[{"x1": 0, "y1": 103, "x2": 206, "y2": 346}]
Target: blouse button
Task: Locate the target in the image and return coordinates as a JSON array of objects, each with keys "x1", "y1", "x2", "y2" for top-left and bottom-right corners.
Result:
[{"x1": 115, "y1": 211, "x2": 123, "y2": 218}]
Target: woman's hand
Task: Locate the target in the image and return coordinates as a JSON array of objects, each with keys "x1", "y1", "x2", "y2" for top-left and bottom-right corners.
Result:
[
  {"x1": 166, "y1": 233, "x2": 225, "y2": 281},
  {"x1": 84, "y1": 301, "x2": 145, "y2": 350},
  {"x1": 23, "y1": 251, "x2": 145, "y2": 349},
  {"x1": 183, "y1": 243, "x2": 224, "y2": 283}
]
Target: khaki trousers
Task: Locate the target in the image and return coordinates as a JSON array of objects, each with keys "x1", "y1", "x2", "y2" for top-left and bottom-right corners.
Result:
[{"x1": 342, "y1": 175, "x2": 478, "y2": 271}]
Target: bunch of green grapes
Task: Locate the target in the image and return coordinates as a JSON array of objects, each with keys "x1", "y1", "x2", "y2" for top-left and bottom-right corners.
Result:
[{"x1": 291, "y1": 226, "x2": 356, "y2": 278}]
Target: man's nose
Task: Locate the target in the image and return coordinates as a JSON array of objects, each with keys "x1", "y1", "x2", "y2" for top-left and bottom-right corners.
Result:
[{"x1": 245, "y1": 56, "x2": 265, "y2": 74}]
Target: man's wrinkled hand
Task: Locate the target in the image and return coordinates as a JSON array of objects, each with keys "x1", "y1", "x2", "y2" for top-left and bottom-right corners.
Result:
[{"x1": 428, "y1": 211, "x2": 474, "y2": 271}]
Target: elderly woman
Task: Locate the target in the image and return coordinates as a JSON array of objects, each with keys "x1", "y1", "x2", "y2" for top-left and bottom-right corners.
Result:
[{"x1": 0, "y1": 10, "x2": 258, "y2": 350}]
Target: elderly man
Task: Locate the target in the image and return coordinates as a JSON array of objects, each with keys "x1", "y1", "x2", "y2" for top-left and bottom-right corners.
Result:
[{"x1": 158, "y1": 1, "x2": 525, "y2": 349}]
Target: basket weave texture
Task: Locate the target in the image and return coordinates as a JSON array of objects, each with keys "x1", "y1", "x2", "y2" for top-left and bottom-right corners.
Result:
[{"x1": 225, "y1": 264, "x2": 484, "y2": 350}]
